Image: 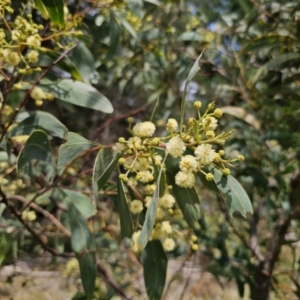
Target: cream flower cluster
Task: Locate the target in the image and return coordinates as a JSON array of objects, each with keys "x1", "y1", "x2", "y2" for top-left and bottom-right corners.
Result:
[
  {"x1": 114, "y1": 102, "x2": 244, "y2": 254},
  {"x1": 30, "y1": 87, "x2": 55, "y2": 106},
  {"x1": 132, "y1": 121, "x2": 156, "y2": 137},
  {"x1": 115, "y1": 119, "x2": 181, "y2": 253},
  {"x1": 0, "y1": 0, "x2": 83, "y2": 76},
  {"x1": 0, "y1": 12, "x2": 44, "y2": 71},
  {"x1": 163, "y1": 101, "x2": 241, "y2": 188}
]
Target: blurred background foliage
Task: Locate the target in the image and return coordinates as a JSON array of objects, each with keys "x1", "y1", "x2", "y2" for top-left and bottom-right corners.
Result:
[{"x1": 1, "y1": 0, "x2": 300, "y2": 299}]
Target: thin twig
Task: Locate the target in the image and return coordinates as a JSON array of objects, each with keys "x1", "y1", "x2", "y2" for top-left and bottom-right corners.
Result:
[
  {"x1": 0, "y1": 188, "x2": 73, "y2": 257},
  {"x1": 94, "y1": 104, "x2": 148, "y2": 139},
  {"x1": 163, "y1": 255, "x2": 189, "y2": 299},
  {"x1": 217, "y1": 194, "x2": 264, "y2": 262},
  {"x1": 179, "y1": 254, "x2": 196, "y2": 300},
  {"x1": 8, "y1": 194, "x2": 71, "y2": 237},
  {"x1": 96, "y1": 259, "x2": 130, "y2": 300}
]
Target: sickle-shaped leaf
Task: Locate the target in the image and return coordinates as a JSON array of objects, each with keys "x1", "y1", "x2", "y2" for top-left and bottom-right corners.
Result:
[
  {"x1": 153, "y1": 163, "x2": 166, "y2": 197},
  {"x1": 114, "y1": 11, "x2": 137, "y2": 39},
  {"x1": 93, "y1": 148, "x2": 127, "y2": 200},
  {"x1": 209, "y1": 167, "x2": 253, "y2": 217},
  {"x1": 142, "y1": 240, "x2": 167, "y2": 300},
  {"x1": 77, "y1": 252, "x2": 97, "y2": 300},
  {"x1": 138, "y1": 165, "x2": 163, "y2": 249},
  {"x1": 180, "y1": 51, "x2": 205, "y2": 131},
  {"x1": 106, "y1": 10, "x2": 121, "y2": 61},
  {"x1": 116, "y1": 174, "x2": 134, "y2": 239}
]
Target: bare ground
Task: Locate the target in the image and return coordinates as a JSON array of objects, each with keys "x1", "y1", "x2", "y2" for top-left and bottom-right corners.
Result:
[
  {"x1": 0, "y1": 257, "x2": 296, "y2": 300},
  {"x1": 0, "y1": 258, "x2": 248, "y2": 300}
]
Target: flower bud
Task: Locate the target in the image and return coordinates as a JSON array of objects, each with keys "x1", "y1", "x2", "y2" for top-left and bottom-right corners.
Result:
[
  {"x1": 193, "y1": 101, "x2": 202, "y2": 109},
  {"x1": 214, "y1": 108, "x2": 223, "y2": 118},
  {"x1": 219, "y1": 150, "x2": 225, "y2": 156},
  {"x1": 206, "y1": 130, "x2": 215, "y2": 139},
  {"x1": 222, "y1": 168, "x2": 230, "y2": 176},
  {"x1": 205, "y1": 173, "x2": 214, "y2": 181},
  {"x1": 118, "y1": 158, "x2": 126, "y2": 165},
  {"x1": 192, "y1": 244, "x2": 199, "y2": 251},
  {"x1": 237, "y1": 154, "x2": 244, "y2": 161},
  {"x1": 207, "y1": 102, "x2": 215, "y2": 111}
]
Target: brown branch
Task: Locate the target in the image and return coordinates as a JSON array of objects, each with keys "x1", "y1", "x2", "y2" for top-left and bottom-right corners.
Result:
[
  {"x1": 251, "y1": 172, "x2": 300, "y2": 299},
  {"x1": 8, "y1": 194, "x2": 71, "y2": 237},
  {"x1": 217, "y1": 194, "x2": 264, "y2": 262},
  {"x1": 163, "y1": 255, "x2": 190, "y2": 299},
  {"x1": 179, "y1": 254, "x2": 196, "y2": 300},
  {"x1": 96, "y1": 259, "x2": 130, "y2": 300},
  {"x1": 250, "y1": 196, "x2": 268, "y2": 263},
  {"x1": 262, "y1": 172, "x2": 300, "y2": 275},
  {"x1": 94, "y1": 104, "x2": 148, "y2": 138},
  {"x1": 0, "y1": 188, "x2": 73, "y2": 257},
  {"x1": 20, "y1": 174, "x2": 58, "y2": 213},
  {"x1": 1, "y1": 190, "x2": 134, "y2": 298}
]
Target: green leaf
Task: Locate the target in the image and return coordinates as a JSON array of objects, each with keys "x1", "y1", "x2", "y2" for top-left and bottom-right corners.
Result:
[
  {"x1": 186, "y1": 50, "x2": 205, "y2": 83},
  {"x1": 142, "y1": 240, "x2": 167, "y2": 300},
  {"x1": 43, "y1": 51, "x2": 82, "y2": 81},
  {"x1": 114, "y1": 11, "x2": 137, "y2": 40},
  {"x1": 70, "y1": 42, "x2": 95, "y2": 83},
  {"x1": 93, "y1": 148, "x2": 126, "y2": 202},
  {"x1": 167, "y1": 171, "x2": 200, "y2": 229},
  {"x1": 77, "y1": 252, "x2": 97, "y2": 300},
  {"x1": 34, "y1": 0, "x2": 65, "y2": 28},
  {"x1": 127, "y1": 0, "x2": 143, "y2": 18},
  {"x1": 106, "y1": 10, "x2": 121, "y2": 61},
  {"x1": 249, "y1": 52, "x2": 300, "y2": 86},
  {"x1": 57, "y1": 132, "x2": 98, "y2": 170},
  {"x1": 35, "y1": 79, "x2": 113, "y2": 113},
  {"x1": 144, "y1": 0, "x2": 161, "y2": 5},
  {"x1": 138, "y1": 165, "x2": 163, "y2": 249},
  {"x1": 68, "y1": 202, "x2": 95, "y2": 253},
  {"x1": 209, "y1": 167, "x2": 253, "y2": 217},
  {"x1": 240, "y1": 35, "x2": 294, "y2": 54},
  {"x1": 33, "y1": 0, "x2": 48, "y2": 19},
  {"x1": 96, "y1": 148, "x2": 126, "y2": 191},
  {"x1": 116, "y1": 175, "x2": 134, "y2": 239},
  {"x1": 177, "y1": 32, "x2": 203, "y2": 42},
  {"x1": 180, "y1": 51, "x2": 205, "y2": 131},
  {"x1": 60, "y1": 189, "x2": 96, "y2": 219},
  {"x1": 158, "y1": 150, "x2": 200, "y2": 229},
  {"x1": 153, "y1": 163, "x2": 166, "y2": 197},
  {"x1": 9, "y1": 111, "x2": 68, "y2": 139},
  {"x1": 17, "y1": 130, "x2": 53, "y2": 172},
  {"x1": 76, "y1": 33, "x2": 93, "y2": 47}
]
